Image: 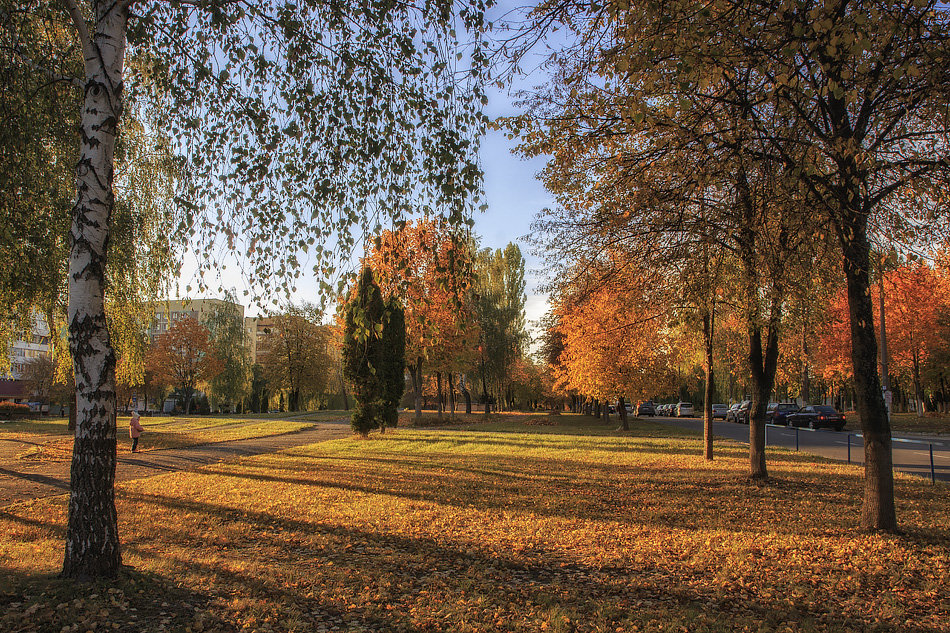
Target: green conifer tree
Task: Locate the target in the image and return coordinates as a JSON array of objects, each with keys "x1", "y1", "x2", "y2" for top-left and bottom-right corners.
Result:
[{"x1": 343, "y1": 268, "x2": 386, "y2": 435}]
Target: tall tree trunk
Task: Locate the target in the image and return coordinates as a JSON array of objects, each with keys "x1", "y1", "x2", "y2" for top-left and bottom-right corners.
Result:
[
  {"x1": 461, "y1": 374, "x2": 472, "y2": 414},
  {"x1": 912, "y1": 350, "x2": 925, "y2": 417},
  {"x1": 63, "y1": 0, "x2": 130, "y2": 579},
  {"x1": 703, "y1": 306, "x2": 715, "y2": 461},
  {"x1": 436, "y1": 372, "x2": 444, "y2": 419},
  {"x1": 840, "y1": 216, "x2": 896, "y2": 531},
  {"x1": 409, "y1": 360, "x2": 423, "y2": 421},
  {"x1": 736, "y1": 173, "x2": 781, "y2": 481},
  {"x1": 448, "y1": 372, "x2": 456, "y2": 415},
  {"x1": 617, "y1": 396, "x2": 629, "y2": 431},
  {"x1": 747, "y1": 319, "x2": 779, "y2": 480}
]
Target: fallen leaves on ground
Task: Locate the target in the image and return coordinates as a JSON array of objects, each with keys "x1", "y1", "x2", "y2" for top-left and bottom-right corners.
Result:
[{"x1": 1, "y1": 414, "x2": 947, "y2": 632}]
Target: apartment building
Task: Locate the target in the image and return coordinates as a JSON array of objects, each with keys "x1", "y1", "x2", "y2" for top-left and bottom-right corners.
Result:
[
  {"x1": 3, "y1": 311, "x2": 52, "y2": 380},
  {"x1": 244, "y1": 316, "x2": 276, "y2": 364},
  {"x1": 148, "y1": 298, "x2": 245, "y2": 341}
]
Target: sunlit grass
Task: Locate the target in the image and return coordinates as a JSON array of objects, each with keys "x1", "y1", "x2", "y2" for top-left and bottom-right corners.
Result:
[
  {"x1": 0, "y1": 417, "x2": 70, "y2": 435},
  {"x1": 1, "y1": 414, "x2": 947, "y2": 632},
  {"x1": 870, "y1": 411, "x2": 949, "y2": 435},
  {"x1": 6, "y1": 416, "x2": 313, "y2": 461}
]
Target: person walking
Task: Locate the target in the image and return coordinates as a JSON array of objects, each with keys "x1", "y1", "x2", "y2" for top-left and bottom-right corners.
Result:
[{"x1": 130, "y1": 410, "x2": 144, "y2": 452}]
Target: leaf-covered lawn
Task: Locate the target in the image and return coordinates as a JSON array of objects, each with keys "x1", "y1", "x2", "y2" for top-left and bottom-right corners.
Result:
[
  {"x1": 1, "y1": 414, "x2": 947, "y2": 632},
  {"x1": 856, "y1": 412, "x2": 950, "y2": 436},
  {"x1": 3, "y1": 417, "x2": 314, "y2": 461}
]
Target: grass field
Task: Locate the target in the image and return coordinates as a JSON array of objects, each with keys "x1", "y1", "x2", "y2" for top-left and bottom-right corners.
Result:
[
  {"x1": 873, "y1": 412, "x2": 949, "y2": 435},
  {"x1": 2, "y1": 416, "x2": 314, "y2": 461},
  {"x1": 1, "y1": 414, "x2": 947, "y2": 632}
]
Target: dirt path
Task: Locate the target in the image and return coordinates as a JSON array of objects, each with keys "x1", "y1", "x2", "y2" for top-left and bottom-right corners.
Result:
[{"x1": 0, "y1": 420, "x2": 351, "y2": 508}]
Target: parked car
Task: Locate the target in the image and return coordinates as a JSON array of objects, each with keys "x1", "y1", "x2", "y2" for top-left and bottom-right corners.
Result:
[
  {"x1": 726, "y1": 400, "x2": 752, "y2": 424},
  {"x1": 785, "y1": 405, "x2": 846, "y2": 431},
  {"x1": 724, "y1": 403, "x2": 741, "y2": 423},
  {"x1": 711, "y1": 403, "x2": 728, "y2": 419},
  {"x1": 766, "y1": 402, "x2": 800, "y2": 425},
  {"x1": 637, "y1": 400, "x2": 656, "y2": 416},
  {"x1": 676, "y1": 402, "x2": 694, "y2": 417}
]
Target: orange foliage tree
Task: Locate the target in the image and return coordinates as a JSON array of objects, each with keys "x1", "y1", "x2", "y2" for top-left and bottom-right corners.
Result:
[
  {"x1": 883, "y1": 260, "x2": 950, "y2": 415},
  {"x1": 146, "y1": 316, "x2": 222, "y2": 414},
  {"x1": 554, "y1": 271, "x2": 678, "y2": 428},
  {"x1": 812, "y1": 258, "x2": 950, "y2": 414},
  {"x1": 362, "y1": 219, "x2": 479, "y2": 419},
  {"x1": 811, "y1": 288, "x2": 854, "y2": 392}
]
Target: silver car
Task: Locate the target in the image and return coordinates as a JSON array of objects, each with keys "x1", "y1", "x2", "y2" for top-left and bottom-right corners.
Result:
[{"x1": 676, "y1": 402, "x2": 694, "y2": 417}]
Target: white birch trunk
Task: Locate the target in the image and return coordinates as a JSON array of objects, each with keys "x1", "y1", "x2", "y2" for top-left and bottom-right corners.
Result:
[{"x1": 62, "y1": 0, "x2": 130, "y2": 578}]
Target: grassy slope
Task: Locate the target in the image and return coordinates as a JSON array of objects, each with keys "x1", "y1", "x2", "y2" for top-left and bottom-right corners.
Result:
[
  {"x1": 871, "y1": 412, "x2": 949, "y2": 436},
  {"x1": 1, "y1": 414, "x2": 947, "y2": 632},
  {"x1": 2, "y1": 416, "x2": 316, "y2": 461}
]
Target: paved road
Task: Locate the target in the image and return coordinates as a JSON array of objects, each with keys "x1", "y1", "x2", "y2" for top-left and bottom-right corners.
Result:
[
  {"x1": 0, "y1": 419, "x2": 351, "y2": 507},
  {"x1": 655, "y1": 416, "x2": 949, "y2": 483}
]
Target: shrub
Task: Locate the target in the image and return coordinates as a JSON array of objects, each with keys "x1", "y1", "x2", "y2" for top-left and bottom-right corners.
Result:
[{"x1": 0, "y1": 402, "x2": 31, "y2": 417}]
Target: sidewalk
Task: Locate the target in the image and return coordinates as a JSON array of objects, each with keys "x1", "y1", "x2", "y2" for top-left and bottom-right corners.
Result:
[{"x1": 0, "y1": 420, "x2": 351, "y2": 507}]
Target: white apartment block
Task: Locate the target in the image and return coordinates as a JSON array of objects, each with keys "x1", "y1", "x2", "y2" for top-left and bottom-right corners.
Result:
[{"x1": 4, "y1": 311, "x2": 52, "y2": 379}]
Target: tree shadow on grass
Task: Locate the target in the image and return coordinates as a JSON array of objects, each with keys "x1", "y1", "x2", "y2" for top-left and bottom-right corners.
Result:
[
  {"x1": 191, "y1": 449, "x2": 876, "y2": 536},
  {"x1": 0, "y1": 565, "x2": 238, "y2": 633},
  {"x1": 2, "y1": 481, "x2": 947, "y2": 632},
  {"x1": 104, "y1": 492, "x2": 949, "y2": 633}
]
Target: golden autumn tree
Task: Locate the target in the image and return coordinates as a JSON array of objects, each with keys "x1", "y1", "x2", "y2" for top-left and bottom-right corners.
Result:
[
  {"x1": 146, "y1": 316, "x2": 222, "y2": 414},
  {"x1": 884, "y1": 260, "x2": 950, "y2": 416},
  {"x1": 508, "y1": 0, "x2": 950, "y2": 531},
  {"x1": 362, "y1": 219, "x2": 479, "y2": 420},
  {"x1": 554, "y1": 266, "x2": 678, "y2": 429}
]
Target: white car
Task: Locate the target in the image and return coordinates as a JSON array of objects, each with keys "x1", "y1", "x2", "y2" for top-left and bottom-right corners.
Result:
[{"x1": 676, "y1": 402, "x2": 694, "y2": 417}]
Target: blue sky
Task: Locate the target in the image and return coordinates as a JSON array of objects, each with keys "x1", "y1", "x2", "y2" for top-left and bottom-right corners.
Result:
[{"x1": 476, "y1": 83, "x2": 556, "y2": 333}]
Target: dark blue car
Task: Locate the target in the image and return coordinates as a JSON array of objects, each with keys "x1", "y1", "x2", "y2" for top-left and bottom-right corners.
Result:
[{"x1": 766, "y1": 402, "x2": 800, "y2": 425}]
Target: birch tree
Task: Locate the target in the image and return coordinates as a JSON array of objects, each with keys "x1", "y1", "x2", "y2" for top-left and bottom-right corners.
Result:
[{"x1": 5, "y1": 0, "x2": 487, "y2": 577}]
